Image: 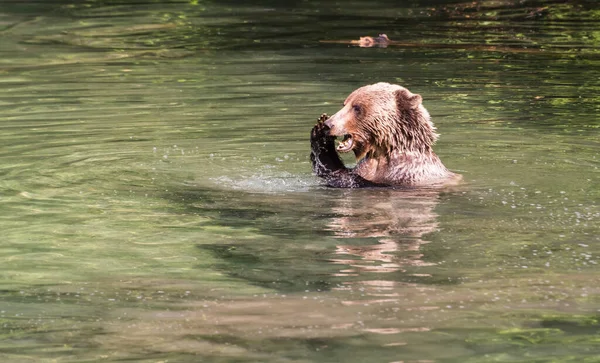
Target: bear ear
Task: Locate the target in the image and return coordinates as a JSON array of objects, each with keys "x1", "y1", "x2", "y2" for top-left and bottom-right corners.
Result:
[
  {"x1": 395, "y1": 89, "x2": 422, "y2": 110},
  {"x1": 409, "y1": 93, "x2": 422, "y2": 109}
]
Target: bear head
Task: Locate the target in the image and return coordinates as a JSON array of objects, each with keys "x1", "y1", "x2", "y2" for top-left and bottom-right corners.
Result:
[{"x1": 324, "y1": 82, "x2": 439, "y2": 161}]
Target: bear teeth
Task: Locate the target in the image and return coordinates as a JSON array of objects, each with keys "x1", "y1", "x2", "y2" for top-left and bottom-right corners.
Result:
[{"x1": 336, "y1": 135, "x2": 354, "y2": 152}]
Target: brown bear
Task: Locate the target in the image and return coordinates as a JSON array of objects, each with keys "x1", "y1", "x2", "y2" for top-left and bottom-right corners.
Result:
[{"x1": 310, "y1": 82, "x2": 461, "y2": 188}]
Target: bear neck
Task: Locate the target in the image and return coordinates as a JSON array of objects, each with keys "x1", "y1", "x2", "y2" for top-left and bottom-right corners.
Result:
[{"x1": 357, "y1": 148, "x2": 452, "y2": 186}]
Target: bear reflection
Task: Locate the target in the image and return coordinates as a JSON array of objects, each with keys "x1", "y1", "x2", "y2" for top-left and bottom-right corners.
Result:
[{"x1": 326, "y1": 188, "x2": 441, "y2": 276}]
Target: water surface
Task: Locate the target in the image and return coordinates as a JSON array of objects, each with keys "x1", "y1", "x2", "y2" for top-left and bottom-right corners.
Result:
[{"x1": 1, "y1": 1, "x2": 599, "y2": 362}]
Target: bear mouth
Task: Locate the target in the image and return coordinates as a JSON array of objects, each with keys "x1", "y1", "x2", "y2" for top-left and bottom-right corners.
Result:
[{"x1": 336, "y1": 134, "x2": 354, "y2": 153}]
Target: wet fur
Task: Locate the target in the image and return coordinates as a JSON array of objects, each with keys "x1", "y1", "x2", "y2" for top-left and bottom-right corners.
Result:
[{"x1": 310, "y1": 83, "x2": 460, "y2": 188}]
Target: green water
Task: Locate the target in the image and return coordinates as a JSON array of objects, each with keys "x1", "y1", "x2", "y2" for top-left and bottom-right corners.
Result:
[{"x1": 1, "y1": 1, "x2": 599, "y2": 362}]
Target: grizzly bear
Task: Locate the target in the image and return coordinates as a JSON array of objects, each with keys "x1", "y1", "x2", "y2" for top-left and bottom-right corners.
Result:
[{"x1": 310, "y1": 82, "x2": 461, "y2": 188}]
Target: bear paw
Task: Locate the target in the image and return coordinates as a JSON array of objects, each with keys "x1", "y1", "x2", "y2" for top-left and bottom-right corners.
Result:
[
  {"x1": 310, "y1": 113, "x2": 332, "y2": 144},
  {"x1": 310, "y1": 113, "x2": 347, "y2": 176}
]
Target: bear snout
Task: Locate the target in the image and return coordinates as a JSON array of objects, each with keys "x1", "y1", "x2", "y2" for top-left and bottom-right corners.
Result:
[
  {"x1": 324, "y1": 113, "x2": 347, "y2": 136},
  {"x1": 324, "y1": 117, "x2": 335, "y2": 130}
]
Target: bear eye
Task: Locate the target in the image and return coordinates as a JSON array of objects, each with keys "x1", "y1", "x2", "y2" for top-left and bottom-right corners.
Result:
[{"x1": 352, "y1": 104, "x2": 362, "y2": 113}]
